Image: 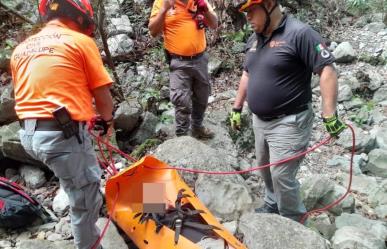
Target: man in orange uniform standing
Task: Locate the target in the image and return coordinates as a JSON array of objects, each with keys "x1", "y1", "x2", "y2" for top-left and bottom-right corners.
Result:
[
  {"x1": 10, "y1": 1, "x2": 113, "y2": 248},
  {"x1": 148, "y1": 0, "x2": 218, "y2": 138}
]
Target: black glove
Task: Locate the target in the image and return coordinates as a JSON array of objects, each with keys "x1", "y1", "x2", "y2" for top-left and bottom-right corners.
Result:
[{"x1": 91, "y1": 116, "x2": 113, "y2": 136}]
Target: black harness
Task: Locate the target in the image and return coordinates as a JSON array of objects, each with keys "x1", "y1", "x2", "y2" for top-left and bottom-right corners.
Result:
[{"x1": 134, "y1": 188, "x2": 223, "y2": 246}]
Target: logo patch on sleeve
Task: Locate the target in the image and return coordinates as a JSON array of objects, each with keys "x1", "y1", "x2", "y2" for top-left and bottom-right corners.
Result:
[{"x1": 315, "y1": 43, "x2": 331, "y2": 58}]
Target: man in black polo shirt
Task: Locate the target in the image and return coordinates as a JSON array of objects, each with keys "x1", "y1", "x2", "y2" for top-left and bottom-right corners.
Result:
[{"x1": 230, "y1": 0, "x2": 346, "y2": 222}]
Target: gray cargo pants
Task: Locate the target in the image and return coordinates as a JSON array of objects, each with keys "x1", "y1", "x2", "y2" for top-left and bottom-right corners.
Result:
[
  {"x1": 169, "y1": 53, "x2": 210, "y2": 135},
  {"x1": 252, "y1": 106, "x2": 314, "y2": 221},
  {"x1": 19, "y1": 119, "x2": 103, "y2": 249}
]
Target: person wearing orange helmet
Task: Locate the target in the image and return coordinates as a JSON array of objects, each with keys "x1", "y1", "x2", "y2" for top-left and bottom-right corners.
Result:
[
  {"x1": 230, "y1": 0, "x2": 345, "y2": 222},
  {"x1": 148, "y1": 0, "x2": 218, "y2": 139},
  {"x1": 11, "y1": 0, "x2": 113, "y2": 248}
]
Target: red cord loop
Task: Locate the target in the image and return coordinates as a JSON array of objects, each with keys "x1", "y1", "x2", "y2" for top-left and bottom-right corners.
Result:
[{"x1": 88, "y1": 122, "x2": 355, "y2": 238}]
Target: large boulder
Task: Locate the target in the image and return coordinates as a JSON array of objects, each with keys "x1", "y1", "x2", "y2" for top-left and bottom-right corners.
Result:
[
  {"x1": 336, "y1": 125, "x2": 375, "y2": 153},
  {"x1": 114, "y1": 99, "x2": 142, "y2": 134},
  {"x1": 368, "y1": 179, "x2": 387, "y2": 208},
  {"x1": 333, "y1": 42, "x2": 356, "y2": 63},
  {"x1": 335, "y1": 213, "x2": 387, "y2": 241},
  {"x1": 365, "y1": 149, "x2": 387, "y2": 177},
  {"x1": 154, "y1": 136, "x2": 240, "y2": 187},
  {"x1": 300, "y1": 175, "x2": 355, "y2": 215},
  {"x1": 300, "y1": 175, "x2": 335, "y2": 211},
  {"x1": 16, "y1": 240, "x2": 75, "y2": 249},
  {"x1": 336, "y1": 173, "x2": 378, "y2": 196},
  {"x1": 129, "y1": 112, "x2": 159, "y2": 145},
  {"x1": 331, "y1": 226, "x2": 386, "y2": 249},
  {"x1": 96, "y1": 218, "x2": 128, "y2": 249},
  {"x1": 107, "y1": 34, "x2": 134, "y2": 58},
  {"x1": 19, "y1": 165, "x2": 46, "y2": 189},
  {"x1": 195, "y1": 174, "x2": 253, "y2": 221},
  {"x1": 239, "y1": 213, "x2": 330, "y2": 249},
  {"x1": 0, "y1": 122, "x2": 42, "y2": 166},
  {"x1": 0, "y1": 83, "x2": 17, "y2": 125}
]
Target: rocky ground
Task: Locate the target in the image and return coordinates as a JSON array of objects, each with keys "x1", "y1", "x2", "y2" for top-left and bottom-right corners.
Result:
[{"x1": 0, "y1": 1, "x2": 387, "y2": 249}]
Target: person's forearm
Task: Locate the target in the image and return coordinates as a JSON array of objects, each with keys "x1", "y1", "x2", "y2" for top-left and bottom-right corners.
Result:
[
  {"x1": 204, "y1": 9, "x2": 218, "y2": 29},
  {"x1": 93, "y1": 85, "x2": 114, "y2": 121},
  {"x1": 233, "y1": 71, "x2": 249, "y2": 110},
  {"x1": 319, "y1": 65, "x2": 338, "y2": 117},
  {"x1": 148, "y1": 9, "x2": 168, "y2": 37}
]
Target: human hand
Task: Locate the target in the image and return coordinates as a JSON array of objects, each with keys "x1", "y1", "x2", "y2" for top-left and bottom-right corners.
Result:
[
  {"x1": 322, "y1": 112, "x2": 346, "y2": 138},
  {"x1": 162, "y1": 0, "x2": 175, "y2": 12},
  {"x1": 195, "y1": 0, "x2": 208, "y2": 13},
  {"x1": 230, "y1": 108, "x2": 242, "y2": 131},
  {"x1": 90, "y1": 116, "x2": 114, "y2": 137}
]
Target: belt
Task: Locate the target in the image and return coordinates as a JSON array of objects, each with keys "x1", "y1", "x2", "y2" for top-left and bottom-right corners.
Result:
[
  {"x1": 19, "y1": 119, "x2": 84, "y2": 131},
  {"x1": 169, "y1": 51, "x2": 205, "y2": 60},
  {"x1": 257, "y1": 104, "x2": 309, "y2": 122}
]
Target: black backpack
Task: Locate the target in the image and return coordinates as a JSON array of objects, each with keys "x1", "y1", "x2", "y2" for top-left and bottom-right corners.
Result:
[{"x1": 0, "y1": 177, "x2": 51, "y2": 229}]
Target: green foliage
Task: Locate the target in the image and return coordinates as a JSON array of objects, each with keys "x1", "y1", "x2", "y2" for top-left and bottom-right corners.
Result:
[
  {"x1": 348, "y1": 0, "x2": 368, "y2": 8},
  {"x1": 349, "y1": 100, "x2": 375, "y2": 126},
  {"x1": 131, "y1": 138, "x2": 162, "y2": 159},
  {"x1": 160, "y1": 113, "x2": 174, "y2": 124},
  {"x1": 366, "y1": 100, "x2": 375, "y2": 110},
  {"x1": 159, "y1": 102, "x2": 174, "y2": 124},
  {"x1": 146, "y1": 45, "x2": 166, "y2": 64},
  {"x1": 346, "y1": 0, "x2": 386, "y2": 16},
  {"x1": 140, "y1": 87, "x2": 160, "y2": 111},
  {"x1": 227, "y1": 111, "x2": 255, "y2": 152},
  {"x1": 4, "y1": 39, "x2": 16, "y2": 49},
  {"x1": 223, "y1": 24, "x2": 253, "y2": 43}
]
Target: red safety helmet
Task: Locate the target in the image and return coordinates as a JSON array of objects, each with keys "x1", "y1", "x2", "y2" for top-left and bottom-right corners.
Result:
[{"x1": 39, "y1": 0, "x2": 95, "y2": 36}]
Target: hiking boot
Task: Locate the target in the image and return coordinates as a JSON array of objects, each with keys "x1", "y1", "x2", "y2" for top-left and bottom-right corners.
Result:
[
  {"x1": 191, "y1": 126, "x2": 214, "y2": 139},
  {"x1": 255, "y1": 203, "x2": 279, "y2": 214}
]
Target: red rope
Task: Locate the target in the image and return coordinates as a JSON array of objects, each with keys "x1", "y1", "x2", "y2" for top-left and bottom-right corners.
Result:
[
  {"x1": 143, "y1": 136, "x2": 332, "y2": 174},
  {"x1": 300, "y1": 124, "x2": 355, "y2": 224},
  {"x1": 88, "y1": 121, "x2": 355, "y2": 227},
  {"x1": 91, "y1": 183, "x2": 120, "y2": 249}
]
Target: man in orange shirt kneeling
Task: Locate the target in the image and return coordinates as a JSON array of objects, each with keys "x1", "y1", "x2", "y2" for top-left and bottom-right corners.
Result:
[{"x1": 148, "y1": 0, "x2": 218, "y2": 139}]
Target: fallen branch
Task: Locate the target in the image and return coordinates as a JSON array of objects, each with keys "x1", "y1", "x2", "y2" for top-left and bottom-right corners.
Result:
[
  {"x1": 96, "y1": 0, "x2": 125, "y2": 102},
  {"x1": 0, "y1": 1, "x2": 34, "y2": 25}
]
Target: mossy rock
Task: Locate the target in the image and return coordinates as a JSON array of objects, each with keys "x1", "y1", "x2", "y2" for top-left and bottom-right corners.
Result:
[{"x1": 131, "y1": 138, "x2": 162, "y2": 159}]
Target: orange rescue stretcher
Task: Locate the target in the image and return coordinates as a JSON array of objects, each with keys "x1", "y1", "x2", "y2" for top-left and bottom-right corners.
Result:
[{"x1": 105, "y1": 155, "x2": 247, "y2": 249}]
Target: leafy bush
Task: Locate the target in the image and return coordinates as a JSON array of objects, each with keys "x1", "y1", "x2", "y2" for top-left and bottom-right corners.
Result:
[{"x1": 346, "y1": 0, "x2": 386, "y2": 16}]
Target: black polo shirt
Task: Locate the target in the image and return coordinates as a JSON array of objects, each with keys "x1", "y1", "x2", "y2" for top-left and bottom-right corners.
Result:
[{"x1": 243, "y1": 15, "x2": 335, "y2": 117}]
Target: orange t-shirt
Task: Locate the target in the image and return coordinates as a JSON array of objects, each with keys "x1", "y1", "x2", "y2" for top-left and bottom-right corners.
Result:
[
  {"x1": 150, "y1": 0, "x2": 214, "y2": 56},
  {"x1": 11, "y1": 20, "x2": 113, "y2": 121}
]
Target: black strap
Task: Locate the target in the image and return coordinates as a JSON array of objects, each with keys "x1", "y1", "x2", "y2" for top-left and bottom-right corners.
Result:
[
  {"x1": 261, "y1": 2, "x2": 278, "y2": 34},
  {"x1": 174, "y1": 218, "x2": 183, "y2": 244},
  {"x1": 168, "y1": 51, "x2": 205, "y2": 60},
  {"x1": 134, "y1": 188, "x2": 220, "y2": 245},
  {"x1": 184, "y1": 221, "x2": 220, "y2": 231}
]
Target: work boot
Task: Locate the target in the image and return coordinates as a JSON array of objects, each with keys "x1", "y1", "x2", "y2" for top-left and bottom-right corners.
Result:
[
  {"x1": 255, "y1": 203, "x2": 279, "y2": 214},
  {"x1": 191, "y1": 126, "x2": 214, "y2": 139}
]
